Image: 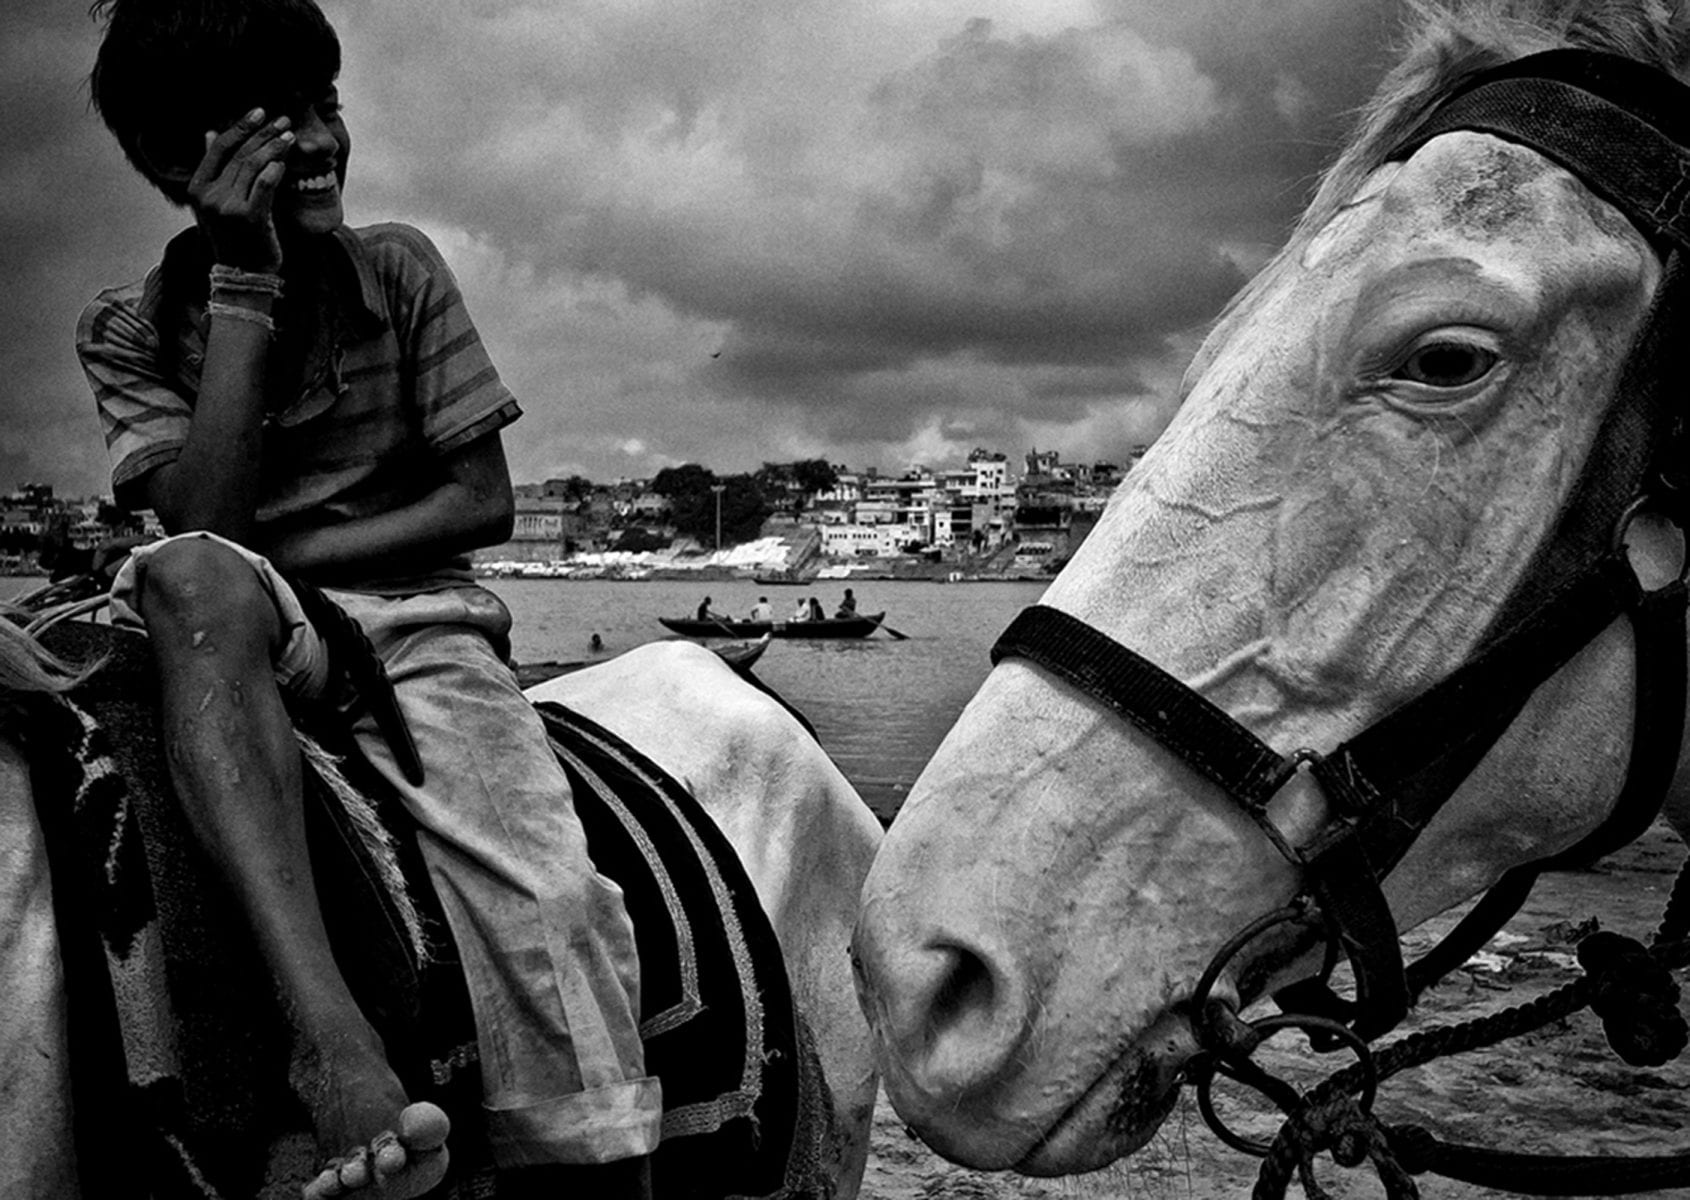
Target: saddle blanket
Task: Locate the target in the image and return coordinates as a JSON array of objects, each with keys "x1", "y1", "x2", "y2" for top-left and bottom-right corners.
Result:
[{"x1": 31, "y1": 621, "x2": 836, "y2": 1199}]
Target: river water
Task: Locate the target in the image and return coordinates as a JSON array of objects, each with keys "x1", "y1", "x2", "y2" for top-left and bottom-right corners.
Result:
[
  {"x1": 486, "y1": 577, "x2": 1047, "y2": 822},
  {"x1": 5, "y1": 574, "x2": 1047, "y2": 822}
]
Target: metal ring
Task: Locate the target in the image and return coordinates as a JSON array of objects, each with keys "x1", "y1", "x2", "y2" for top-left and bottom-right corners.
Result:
[
  {"x1": 1611, "y1": 495, "x2": 1690, "y2": 588},
  {"x1": 1189, "y1": 904, "x2": 1311, "y2": 1041},
  {"x1": 1195, "y1": 1063, "x2": 1276, "y2": 1157},
  {"x1": 1191, "y1": 1044, "x2": 1317, "y2": 1156},
  {"x1": 1190, "y1": 1012, "x2": 1379, "y2": 1157},
  {"x1": 1247, "y1": 1013, "x2": 1378, "y2": 1113}
]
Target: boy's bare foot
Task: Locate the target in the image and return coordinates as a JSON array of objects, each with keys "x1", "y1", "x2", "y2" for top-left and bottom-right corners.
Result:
[
  {"x1": 302, "y1": 1103, "x2": 450, "y2": 1199},
  {"x1": 296, "y1": 1034, "x2": 450, "y2": 1200}
]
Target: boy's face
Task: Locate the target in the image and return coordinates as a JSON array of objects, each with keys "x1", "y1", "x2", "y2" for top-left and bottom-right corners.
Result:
[{"x1": 267, "y1": 83, "x2": 351, "y2": 242}]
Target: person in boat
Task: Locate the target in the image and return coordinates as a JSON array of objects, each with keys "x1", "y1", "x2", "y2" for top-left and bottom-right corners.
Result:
[
  {"x1": 590, "y1": 632, "x2": 604, "y2": 652},
  {"x1": 748, "y1": 596, "x2": 774, "y2": 622},
  {"x1": 77, "y1": 2, "x2": 657, "y2": 1195},
  {"x1": 696, "y1": 595, "x2": 719, "y2": 621},
  {"x1": 835, "y1": 588, "x2": 857, "y2": 618},
  {"x1": 807, "y1": 596, "x2": 826, "y2": 622},
  {"x1": 791, "y1": 597, "x2": 811, "y2": 622}
]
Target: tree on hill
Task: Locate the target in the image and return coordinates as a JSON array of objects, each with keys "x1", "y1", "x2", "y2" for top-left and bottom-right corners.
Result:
[
  {"x1": 651, "y1": 463, "x2": 715, "y2": 501},
  {"x1": 652, "y1": 464, "x2": 770, "y2": 547},
  {"x1": 753, "y1": 458, "x2": 837, "y2": 515},
  {"x1": 542, "y1": 475, "x2": 594, "y2": 504},
  {"x1": 792, "y1": 459, "x2": 838, "y2": 496}
]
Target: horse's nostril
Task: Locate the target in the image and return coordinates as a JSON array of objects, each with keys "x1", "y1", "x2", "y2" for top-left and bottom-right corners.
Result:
[
  {"x1": 854, "y1": 913, "x2": 1032, "y2": 1098},
  {"x1": 927, "y1": 944, "x2": 995, "y2": 1041},
  {"x1": 888, "y1": 939, "x2": 1030, "y2": 1098}
]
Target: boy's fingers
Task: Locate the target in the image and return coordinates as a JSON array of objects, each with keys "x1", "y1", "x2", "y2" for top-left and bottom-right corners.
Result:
[
  {"x1": 226, "y1": 119, "x2": 292, "y2": 184},
  {"x1": 228, "y1": 127, "x2": 292, "y2": 196},
  {"x1": 193, "y1": 107, "x2": 269, "y2": 185},
  {"x1": 195, "y1": 130, "x2": 291, "y2": 224},
  {"x1": 249, "y1": 160, "x2": 286, "y2": 213}
]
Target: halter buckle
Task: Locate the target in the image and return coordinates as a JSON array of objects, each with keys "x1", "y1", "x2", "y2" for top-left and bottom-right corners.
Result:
[
  {"x1": 1263, "y1": 746, "x2": 1325, "y2": 800},
  {"x1": 1612, "y1": 496, "x2": 1690, "y2": 591}
]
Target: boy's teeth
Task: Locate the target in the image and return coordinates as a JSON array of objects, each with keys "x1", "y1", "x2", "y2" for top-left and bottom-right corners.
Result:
[{"x1": 294, "y1": 173, "x2": 337, "y2": 192}]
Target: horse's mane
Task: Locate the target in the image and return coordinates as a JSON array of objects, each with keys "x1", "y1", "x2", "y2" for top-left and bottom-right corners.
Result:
[{"x1": 1181, "y1": 0, "x2": 1690, "y2": 398}]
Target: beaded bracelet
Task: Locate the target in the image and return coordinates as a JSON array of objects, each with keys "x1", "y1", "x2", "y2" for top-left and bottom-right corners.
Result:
[
  {"x1": 208, "y1": 264, "x2": 284, "y2": 299},
  {"x1": 207, "y1": 300, "x2": 276, "y2": 334}
]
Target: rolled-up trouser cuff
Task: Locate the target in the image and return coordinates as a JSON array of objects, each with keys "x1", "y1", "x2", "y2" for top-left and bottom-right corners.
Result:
[{"x1": 486, "y1": 1076, "x2": 663, "y2": 1167}]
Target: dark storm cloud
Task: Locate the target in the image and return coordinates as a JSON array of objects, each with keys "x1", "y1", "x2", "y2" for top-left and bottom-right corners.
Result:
[
  {"x1": 0, "y1": 1, "x2": 186, "y2": 494},
  {"x1": 1, "y1": 0, "x2": 1399, "y2": 493}
]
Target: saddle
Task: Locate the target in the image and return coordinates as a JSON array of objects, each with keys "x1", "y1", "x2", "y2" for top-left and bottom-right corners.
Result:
[{"x1": 31, "y1": 620, "x2": 836, "y2": 1200}]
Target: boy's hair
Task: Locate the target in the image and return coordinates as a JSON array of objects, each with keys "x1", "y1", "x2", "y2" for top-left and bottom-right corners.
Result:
[{"x1": 88, "y1": 0, "x2": 340, "y2": 205}]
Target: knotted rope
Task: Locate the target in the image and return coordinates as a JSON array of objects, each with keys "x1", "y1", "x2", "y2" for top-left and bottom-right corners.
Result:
[{"x1": 1241, "y1": 856, "x2": 1690, "y2": 1198}]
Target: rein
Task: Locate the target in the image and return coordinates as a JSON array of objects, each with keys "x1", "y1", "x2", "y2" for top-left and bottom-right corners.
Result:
[{"x1": 991, "y1": 48, "x2": 1690, "y2": 1196}]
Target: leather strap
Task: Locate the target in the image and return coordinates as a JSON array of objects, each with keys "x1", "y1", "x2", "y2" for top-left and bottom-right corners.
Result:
[
  {"x1": 991, "y1": 606, "x2": 1283, "y2": 808},
  {"x1": 1389, "y1": 49, "x2": 1690, "y2": 251}
]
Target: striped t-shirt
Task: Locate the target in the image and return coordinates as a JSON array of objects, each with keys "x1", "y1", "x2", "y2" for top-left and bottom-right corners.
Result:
[{"x1": 77, "y1": 222, "x2": 521, "y2": 592}]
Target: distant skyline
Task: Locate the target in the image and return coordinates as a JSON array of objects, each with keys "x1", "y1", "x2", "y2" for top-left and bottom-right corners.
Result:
[
  {"x1": 2, "y1": 0, "x2": 1399, "y2": 499},
  {"x1": 10, "y1": 442, "x2": 1127, "y2": 500}
]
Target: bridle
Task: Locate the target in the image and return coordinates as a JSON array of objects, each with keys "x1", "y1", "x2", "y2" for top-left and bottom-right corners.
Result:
[{"x1": 990, "y1": 48, "x2": 1690, "y2": 1194}]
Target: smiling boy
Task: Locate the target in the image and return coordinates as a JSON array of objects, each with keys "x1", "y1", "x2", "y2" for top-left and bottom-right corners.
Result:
[{"x1": 78, "y1": 2, "x2": 658, "y2": 1197}]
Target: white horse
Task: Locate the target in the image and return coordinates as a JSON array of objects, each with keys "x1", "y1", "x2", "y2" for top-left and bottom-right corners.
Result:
[
  {"x1": 854, "y1": 0, "x2": 1690, "y2": 1182},
  {"x1": 1, "y1": 618, "x2": 881, "y2": 1198}
]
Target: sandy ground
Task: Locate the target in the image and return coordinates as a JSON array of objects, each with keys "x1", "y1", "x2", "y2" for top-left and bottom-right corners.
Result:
[{"x1": 858, "y1": 822, "x2": 1690, "y2": 1200}]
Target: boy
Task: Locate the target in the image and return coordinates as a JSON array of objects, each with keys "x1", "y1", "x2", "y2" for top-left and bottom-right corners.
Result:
[{"x1": 78, "y1": 2, "x2": 658, "y2": 1196}]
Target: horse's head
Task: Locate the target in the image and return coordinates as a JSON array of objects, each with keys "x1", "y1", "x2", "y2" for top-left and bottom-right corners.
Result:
[{"x1": 854, "y1": 2, "x2": 1690, "y2": 1176}]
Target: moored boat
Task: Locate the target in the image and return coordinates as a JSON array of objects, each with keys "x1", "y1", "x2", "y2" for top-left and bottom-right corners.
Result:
[
  {"x1": 515, "y1": 635, "x2": 771, "y2": 687},
  {"x1": 751, "y1": 573, "x2": 815, "y2": 586},
  {"x1": 659, "y1": 612, "x2": 887, "y2": 639}
]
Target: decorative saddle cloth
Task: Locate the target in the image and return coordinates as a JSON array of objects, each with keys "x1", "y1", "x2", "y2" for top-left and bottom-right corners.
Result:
[{"x1": 31, "y1": 622, "x2": 836, "y2": 1199}]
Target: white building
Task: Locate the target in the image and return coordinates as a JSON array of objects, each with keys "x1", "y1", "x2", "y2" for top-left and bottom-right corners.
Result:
[{"x1": 820, "y1": 523, "x2": 925, "y2": 557}]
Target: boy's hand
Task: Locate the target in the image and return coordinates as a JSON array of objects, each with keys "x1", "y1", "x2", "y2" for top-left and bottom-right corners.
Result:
[{"x1": 189, "y1": 107, "x2": 294, "y2": 272}]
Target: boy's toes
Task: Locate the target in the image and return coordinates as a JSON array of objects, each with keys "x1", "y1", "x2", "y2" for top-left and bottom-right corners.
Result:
[
  {"x1": 399, "y1": 1101, "x2": 451, "y2": 1152},
  {"x1": 301, "y1": 1145, "x2": 373, "y2": 1200},
  {"x1": 371, "y1": 1104, "x2": 450, "y2": 1198},
  {"x1": 372, "y1": 1130, "x2": 407, "y2": 1177},
  {"x1": 336, "y1": 1147, "x2": 372, "y2": 1190},
  {"x1": 303, "y1": 1159, "x2": 348, "y2": 1200},
  {"x1": 303, "y1": 1104, "x2": 451, "y2": 1200}
]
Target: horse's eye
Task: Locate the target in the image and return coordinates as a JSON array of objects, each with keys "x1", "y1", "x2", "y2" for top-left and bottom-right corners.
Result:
[{"x1": 1393, "y1": 341, "x2": 1498, "y2": 388}]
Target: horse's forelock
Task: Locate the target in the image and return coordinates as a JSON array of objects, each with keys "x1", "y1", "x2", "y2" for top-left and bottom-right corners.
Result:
[{"x1": 1178, "y1": 0, "x2": 1690, "y2": 405}]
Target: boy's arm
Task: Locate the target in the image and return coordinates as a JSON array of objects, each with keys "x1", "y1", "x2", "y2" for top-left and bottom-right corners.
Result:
[
  {"x1": 146, "y1": 109, "x2": 295, "y2": 541},
  {"x1": 143, "y1": 310, "x2": 273, "y2": 541},
  {"x1": 260, "y1": 432, "x2": 516, "y2": 584}
]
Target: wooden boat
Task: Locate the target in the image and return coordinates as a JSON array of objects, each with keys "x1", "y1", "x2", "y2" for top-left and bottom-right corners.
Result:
[
  {"x1": 659, "y1": 612, "x2": 886, "y2": 640},
  {"x1": 514, "y1": 635, "x2": 771, "y2": 687}
]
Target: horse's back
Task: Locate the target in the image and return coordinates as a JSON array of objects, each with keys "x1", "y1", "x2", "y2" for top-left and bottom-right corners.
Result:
[
  {"x1": 530, "y1": 641, "x2": 881, "y2": 933},
  {"x1": 527, "y1": 640, "x2": 884, "y2": 1193}
]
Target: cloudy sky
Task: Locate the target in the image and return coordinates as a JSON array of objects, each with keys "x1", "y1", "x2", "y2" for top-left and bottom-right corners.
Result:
[{"x1": 2, "y1": 0, "x2": 1400, "y2": 497}]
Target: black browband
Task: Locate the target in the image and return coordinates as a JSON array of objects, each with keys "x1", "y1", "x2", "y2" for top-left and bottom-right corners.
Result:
[{"x1": 991, "y1": 48, "x2": 1690, "y2": 1041}]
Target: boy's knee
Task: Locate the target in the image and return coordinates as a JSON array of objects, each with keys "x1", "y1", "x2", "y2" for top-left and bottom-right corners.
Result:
[{"x1": 135, "y1": 538, "x2": 277, "y2": 640}]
